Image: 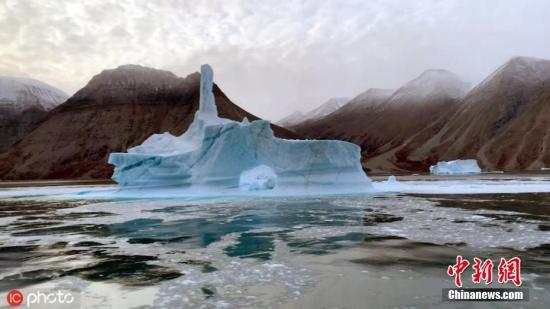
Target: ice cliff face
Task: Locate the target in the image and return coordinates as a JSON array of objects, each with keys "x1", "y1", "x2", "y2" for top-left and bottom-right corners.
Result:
[{"x1": 108, "y1": 64, "x2": 371, "y2": 194}]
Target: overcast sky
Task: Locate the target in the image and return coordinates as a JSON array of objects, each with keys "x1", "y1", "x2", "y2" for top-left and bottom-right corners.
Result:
[{"x1": 1, "y1": 0, "x2": 549, "y2": 120}]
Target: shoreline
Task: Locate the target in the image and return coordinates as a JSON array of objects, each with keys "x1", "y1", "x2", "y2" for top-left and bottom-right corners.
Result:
[{"x1": 1, "y1": 171, "x2": 549, "y2": 188}]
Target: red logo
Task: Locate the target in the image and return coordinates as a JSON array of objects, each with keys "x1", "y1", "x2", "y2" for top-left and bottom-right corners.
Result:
[
  {"x1": 7, "y1": 290, "x2": 23, "y2": 307},
  {"x1": 447, "y1": 256, "x2": 522, "y2": 287},
  {"x1": 472, "y1": 257, "x2": 494, "y2": 284},
  {"x1": 447, "y1": 255, "x2": 470, "y2": 287},
  {"x1": 498, "y1": 257, "x2": 522, "y2": 286}
]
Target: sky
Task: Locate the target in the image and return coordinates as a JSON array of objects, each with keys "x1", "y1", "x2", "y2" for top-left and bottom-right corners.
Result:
[{"x1": 1, "y1": 0, "x2": 550, "y2": 121}]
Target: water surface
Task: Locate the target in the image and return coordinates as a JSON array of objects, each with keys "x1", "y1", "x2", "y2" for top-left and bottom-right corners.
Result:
[{"x1": 0, "y1": 178, "x2": 549, "y2": 308}]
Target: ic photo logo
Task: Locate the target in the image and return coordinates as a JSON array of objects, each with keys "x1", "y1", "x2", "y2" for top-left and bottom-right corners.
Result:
[
  {"x1": 5, "y1": 289, "x2": 77, "y2": 308},
  {"x1": 7, "y1": 290, "x2": 23, "y2": 307}
]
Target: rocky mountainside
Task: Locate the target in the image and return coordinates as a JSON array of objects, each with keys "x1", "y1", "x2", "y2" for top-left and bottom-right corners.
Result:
[
  {"x1": 0, "y1": 76, "x2": 68, "y2": 152},
  {"x1": 293, "y1": 69, "x2": 469, "y2": 171},
  {"x1": 0, "y1": 65, "x2": 297, "y2": 180},
  {"x1": 277, "y1": 97, "x2": 349, "y2": 127},
  {"x1": 294, "y1": 57, "x2": 550, "y2": 173},
  {"x1": 396, "y1": 56, "x2": 550, "y2": 171}
]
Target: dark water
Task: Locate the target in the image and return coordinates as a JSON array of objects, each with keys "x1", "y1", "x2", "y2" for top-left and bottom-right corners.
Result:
[{"x1": 0, "y1": 192, "x2": 549, "y2": 308}]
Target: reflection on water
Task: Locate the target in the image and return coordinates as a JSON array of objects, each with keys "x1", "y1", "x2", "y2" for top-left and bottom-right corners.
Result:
[{"x1": 0, "y1": 192, "x2": 549, "y2": 308}]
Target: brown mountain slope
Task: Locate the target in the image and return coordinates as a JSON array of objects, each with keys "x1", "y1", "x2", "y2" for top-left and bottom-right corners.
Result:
[
  {"x1": 293, "y1": 70, "x2": 469, "y2": 172},
  {"x1": 398, "y1": 56, "x2": 550, "y2": 171},
  {"x1": 0, "y1": 106, "x2": 49, "y2": 153},
  {"x1": 0, "y1": 65, "x2": 297, "y2": 180}
]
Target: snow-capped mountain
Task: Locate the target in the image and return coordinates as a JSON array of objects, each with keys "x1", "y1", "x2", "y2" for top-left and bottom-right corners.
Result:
[
  {"x1": 307, "y1": 97, "x2": 349, "y2": 119},
  {"x1": 0, "y1": 76, "x2": 68, "y2": 111},
  {"x1": 277, "y1": 97, "x2": 349, "y2": 127},
  {"x1": 387, "y1": 69, "x2": 469, "y2": 104},
  {"x1": 276, "y1": 110, "x2": 305, "y2": 127},
  {"x1": 0, "y1": 76, "x2": 68, "y2": 152},
  {"x1": 294, "y1": 69, "x2": 467, "y2": 171},
  {"x1": 338, "y1": 88, "x2": 395, "y2": 112},
  {"x1": 296, "y1": 57, "x2": 550, "y2": 172},
  {"x1": 398, "y1": 56, "x2": 550, "y2": 171},
  {"x1": 0, "y1": 65, "x2": 296, "y2": 180}
]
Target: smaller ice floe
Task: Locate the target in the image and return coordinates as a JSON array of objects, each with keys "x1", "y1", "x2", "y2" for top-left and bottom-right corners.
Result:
[
  {"x1": 429, "y1": 159, "x2": 481, "y2": 175},
  {"x1": 371, "y1": 175, "x2": 403, "y2": 192},
  {"x1": 541, "y1": 167, "x2": 550, "y2": 171}
]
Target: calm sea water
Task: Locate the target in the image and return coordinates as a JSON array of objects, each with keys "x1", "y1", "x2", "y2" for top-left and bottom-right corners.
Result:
[{"x1": 0, "y1": 181, "x2": 549, "y2": 308}]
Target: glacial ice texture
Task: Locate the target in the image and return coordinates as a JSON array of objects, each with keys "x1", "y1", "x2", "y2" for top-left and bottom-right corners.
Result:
[
  {"x1": 239, "y1": 165, "x2": 277, "y2": 191},
  {"x1": 429, "y1": 159, "x2": 481, "y2": 175},
  {"x1": 108, "y1": 64, "x2": 372, "y2": 195}
]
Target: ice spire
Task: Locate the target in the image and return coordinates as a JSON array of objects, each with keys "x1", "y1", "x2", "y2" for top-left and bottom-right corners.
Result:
[
  {"x1": 199, "y1": 64, "x2": 218, "y2": 116},
  {"x1": 185, "y1": 64, "x2": 229, "y2": 140}
]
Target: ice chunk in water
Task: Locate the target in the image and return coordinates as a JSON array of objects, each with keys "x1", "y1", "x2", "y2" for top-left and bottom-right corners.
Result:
[
  {"x1": 430, "y1": 159, "x2": 481, "y2": 175},
  {"x1": 239, "y1": 165, "x2": 277, "y2": 191},
  {"x1": 107, "y1": 64, "x2": 372, "y2": 195}
]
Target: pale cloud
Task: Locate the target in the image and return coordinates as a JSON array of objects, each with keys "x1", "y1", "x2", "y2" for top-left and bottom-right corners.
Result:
[{"x1": 1, "y1": 0, "x2": 549, "y2": 120}]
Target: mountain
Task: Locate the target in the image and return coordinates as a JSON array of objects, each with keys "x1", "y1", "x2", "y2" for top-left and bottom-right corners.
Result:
[
  {"x1": 294, "y1": 69, "x2": 469, "y2": 172},
  {"x1": 0, "y1": 65, "x2": 297, "y2": 180},
  {"x1": 338, "y1": 88, "x2": 395, "y2": 112},
  {"x1": 306, "y1": 97, "x2": 349, "y2": 120},
  {"x1": 0, "y1": 76, "x2": 68, "y2": 152},
  {"x1": 397, "y1": 56, "x2": 550, "y2": 171},
  {"x1": 277, "y1": 110, "x2": 305, "y2": 127},
  {"x1": 277, "y1": 97, "x2": 349, "y2": 127}
]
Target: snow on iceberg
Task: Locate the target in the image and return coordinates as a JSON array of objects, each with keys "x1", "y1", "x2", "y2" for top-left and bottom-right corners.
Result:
[
  {"x1": 429, "y1": 159, "x2": 481, "y2": 175},
  {"x1": 108, "y1": 64, "x2": 372, "y2": 195}
]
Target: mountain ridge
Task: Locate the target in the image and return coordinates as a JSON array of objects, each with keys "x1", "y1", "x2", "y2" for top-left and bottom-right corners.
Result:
[
  {"x1": 0, "y1": 65, "x2": 297, "y2": 180},
  {"x1": 277, "y1": 97, "x2": 349, "y2": 127},
  {"x1": 293, "y1": 68, "x2": 468, "y2": 171},
  {"x1": 293, "y1": 56, "x2": 550, "y2": 172}
]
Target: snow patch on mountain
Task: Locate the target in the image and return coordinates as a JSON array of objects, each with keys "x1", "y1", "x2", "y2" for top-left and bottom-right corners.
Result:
[
  {"x1": 471, "y1": 56, "x2": 550, "y2": 96},
  {"x1": 343, "y1": 88, "x2": 395, "y2": 111},
  {"x1": 277, "y1": 97, "x2": 349, "y2": 127},
  {"x1": 389, "y1": 69, "x2": 470, "y2": 103},
  {"x1": 308, "y1": 97, "x2": 349, "y2": 119},
  {"x1": 277, "y1": 110, "x2": 306, "y2": 127},
  {"x1": 0, "y1": 76, "x2": 68, "y2": 111}
]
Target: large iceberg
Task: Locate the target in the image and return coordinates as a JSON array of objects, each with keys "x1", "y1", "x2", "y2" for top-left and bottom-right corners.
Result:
[
  {"x1": 429, "y1": 159, "x2": 481, "y2": 175},
  {"x1": 108, "y1": 64, "x2": 371, "y2": 195}
]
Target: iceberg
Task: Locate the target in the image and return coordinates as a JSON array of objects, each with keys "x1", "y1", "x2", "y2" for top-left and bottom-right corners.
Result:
[
  {"x1": 386, "y1": 175, "x2": 397, "y2": 184},
  {"x1": 429, "y1": 159, "x2": 481, "y2": 175},
  {"x1": 108, "y1": 64, "x2": 372, "y2": 195}
]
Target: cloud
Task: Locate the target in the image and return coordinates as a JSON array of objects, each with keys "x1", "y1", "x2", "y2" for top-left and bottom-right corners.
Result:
[{"x1": 1, "y1": 0, "x2": 549, "y2": 120}]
